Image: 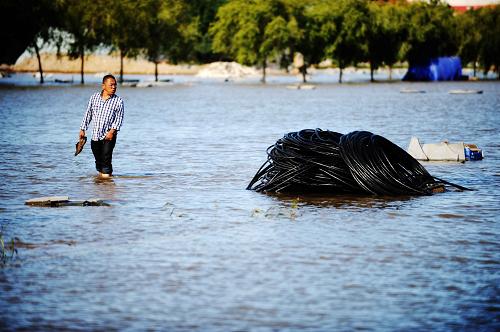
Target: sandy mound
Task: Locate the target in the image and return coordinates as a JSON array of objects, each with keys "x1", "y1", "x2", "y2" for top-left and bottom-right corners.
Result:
[
  {"x1": 196, "y1": 61, "x2": 258, "y2": 79},
  {"x1": 13, "y1": 52, "x2": 200, "y2": 75}
]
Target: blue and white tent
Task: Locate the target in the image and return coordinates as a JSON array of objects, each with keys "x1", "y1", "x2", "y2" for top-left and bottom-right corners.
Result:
[{"x1": 403, "y1": 57, "x2": 464, "y2": 81}]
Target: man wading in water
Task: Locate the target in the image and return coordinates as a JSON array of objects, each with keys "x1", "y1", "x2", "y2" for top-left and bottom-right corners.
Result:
[{"x1": 79, "y1": 74, "x2": 124, "y2": 178}]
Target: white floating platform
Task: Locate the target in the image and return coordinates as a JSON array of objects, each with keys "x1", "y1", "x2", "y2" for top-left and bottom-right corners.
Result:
[
  {"x1": 400, "y1": 89, "x2": 426, "y2": 93},
  {"x1": 449, "y1": 89, "x2": 483, "y2": 94},
  {"x1": 407, "y1": 137, "x2": 465, "y2": 162},
  {"x1": 286, "y1": 84, "x2": 316, "y2": 90},
  {"x1": 136, "y1": 81, "x2": 173, "y2": 88}
]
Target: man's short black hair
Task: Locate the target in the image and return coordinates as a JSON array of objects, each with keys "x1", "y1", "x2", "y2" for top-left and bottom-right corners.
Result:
[{"x1": 102, "y1": 74, "x2": 116, "y2": 84}]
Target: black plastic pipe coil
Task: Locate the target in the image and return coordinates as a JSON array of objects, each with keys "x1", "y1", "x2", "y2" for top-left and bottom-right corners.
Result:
[{"x1": 247, "y1": 129, "x2": 470, "y2": 195}]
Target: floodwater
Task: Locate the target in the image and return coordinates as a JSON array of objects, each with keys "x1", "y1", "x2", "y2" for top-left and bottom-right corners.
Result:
[{"x1": 0, "y1": 73, "x2": 499, "y2": 331}]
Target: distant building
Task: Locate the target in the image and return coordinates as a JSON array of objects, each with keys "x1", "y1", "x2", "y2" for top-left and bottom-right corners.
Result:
[
  {"x1": 407, "y1": 0, "x2": 500, "y2": 11},
  {"x1": 444, "y1": 0, "x2": 500, "y2": 11}
]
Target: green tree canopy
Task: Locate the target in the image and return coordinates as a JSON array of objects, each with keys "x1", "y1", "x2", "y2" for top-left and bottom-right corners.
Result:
[
  {"x1": 321, "y1": 0, "x2": 370, "y2": 83},
  {"x1": 366, "y1": 1, "x2": 407, "y2": 81},
  {"x1": 143, "y1": 0, "x2": 195, "y2": 81},
  {"x1": 456, "y1": 9, "x2": 481, "y2": 76},
  {"x1": 402, "y1": 1, "x2": 458, "y2": 66},
  {"x1": 477, "y1": 6, "x2": 500, "y2": 77},
  {"x1": 210, "y1": 0, "x2": 291, "y2": 82},
  {"x1": 3, "y1": 0, "x2": 499, "y2": 82},
  {"x1": 105, "y1": 1, "x2": 150, "y2": 83},
  {"x1": 0, "y1": 0, "x2": 62, "y2": 66},
  {"x1": 188, "y1": 0, "x2": 228, "y2": 62},
  {"x1": 63, "y1": 0, "x2": 109, "y2": 84},
  {"x1": 281, "y1": 0, "x2": 327, "y2": 83}
]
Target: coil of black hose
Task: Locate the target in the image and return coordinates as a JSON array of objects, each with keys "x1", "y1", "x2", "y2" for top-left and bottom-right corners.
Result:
[
  {"x1": 248, "y1": 129, "x2": 469, "y2": 195},
  {"x1": 247, "y1": 129, "x2": 361, "y2": 194},
  {"x1": 338, "y1": 131, "x2": 438, "y2": 195}
]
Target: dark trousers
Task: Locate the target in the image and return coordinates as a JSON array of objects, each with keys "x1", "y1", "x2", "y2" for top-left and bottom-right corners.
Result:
[{"x1": 91, "y1": 136, "x2": 116, "y2": 174}]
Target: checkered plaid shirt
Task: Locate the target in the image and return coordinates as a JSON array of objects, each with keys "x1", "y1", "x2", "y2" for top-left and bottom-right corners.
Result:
[{"x1": 80, "y1": 92, "x2": 124, "y2": 141}]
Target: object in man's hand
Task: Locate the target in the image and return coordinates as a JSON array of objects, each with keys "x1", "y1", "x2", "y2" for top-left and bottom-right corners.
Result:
[{"x1": 75, "y1": 136, "x2": 87, "y2": 156}]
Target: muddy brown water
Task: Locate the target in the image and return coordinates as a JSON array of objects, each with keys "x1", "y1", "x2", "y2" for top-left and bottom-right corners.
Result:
[{"x1": 0, "y1": 75, "x2": 499, "y2": 331}]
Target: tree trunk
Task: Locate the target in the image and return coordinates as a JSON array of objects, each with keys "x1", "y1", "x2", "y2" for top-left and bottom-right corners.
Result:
[
  {"x1": 370, "y1": 62, "x2": 374, "y2": 82},
  {"x1": 339, "y1": 67, "x2": 343, "y2": 83},
  {"x1": 473, "y1": 61, "x2": 477, "y2": 77},
  {"x1": 34, "y1": 42, "x2": 44, "y2": 84},
  {"x1": 155, "y1": 61, "x2": 158, "y2": 82},
  {"x1": 80, "y1": 45, "x2": 85, "y2": 85},
  {"x1": 261, "y1": 59, "x2": 267, "y2": 83},
  {"x1": 389, "y1": 66, "x2": 393, "y2": 81},
  {"x1": 119, "y1": 50, "x2": 124, "y2": 84},
  {"x1": 301, "y1": 65, "x2": 307, "y2": 83}
]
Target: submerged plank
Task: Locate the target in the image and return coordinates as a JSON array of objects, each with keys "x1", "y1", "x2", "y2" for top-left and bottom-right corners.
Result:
[
  {"x1": 25, "y1": 196, "x2": 70, "y2": 206},
  {"x1": 25, "y1": 196, "x2": 109, "y2": 207}
]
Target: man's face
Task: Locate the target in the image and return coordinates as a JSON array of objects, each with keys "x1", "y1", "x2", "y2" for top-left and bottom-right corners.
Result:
[{"x1": 102, "y1": 78, "x2": 117, "y2": 95}]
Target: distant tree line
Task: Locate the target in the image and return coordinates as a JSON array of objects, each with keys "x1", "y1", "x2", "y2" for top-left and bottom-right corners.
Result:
[{"x1": 1, "y1": 0, "x2": 498, "y2": 83}]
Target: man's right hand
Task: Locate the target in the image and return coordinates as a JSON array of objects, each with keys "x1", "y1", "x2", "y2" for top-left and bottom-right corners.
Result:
[{"x1": 79, "y1": 130, "x2": 85, "y2": 139}]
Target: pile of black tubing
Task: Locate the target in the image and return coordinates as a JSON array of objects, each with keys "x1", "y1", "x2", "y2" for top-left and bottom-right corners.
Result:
[{"x1": 247, "y1": 129, "x2": 469, "y2": 195}]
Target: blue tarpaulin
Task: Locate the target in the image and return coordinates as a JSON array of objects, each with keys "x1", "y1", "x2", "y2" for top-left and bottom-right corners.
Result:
[{"x1": 403, "y1": 57, "x2": 463, "y2": 81}]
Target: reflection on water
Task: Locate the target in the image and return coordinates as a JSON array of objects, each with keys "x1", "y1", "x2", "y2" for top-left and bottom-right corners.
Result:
[
  {"x1": 0, "y1": 79, "x2": 499, "y2": 331},
  {"x1": 268, "y1": 192, "x2": 415, "y2": 209}
]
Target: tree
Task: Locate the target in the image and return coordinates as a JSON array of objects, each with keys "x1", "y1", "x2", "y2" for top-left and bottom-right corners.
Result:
[
  {"x1": 210, "y1": 0, "x2": 291, "y2": 83},
  {"x1": 322, "y1": 0, "x2": 370, "y2": 83},
  {"x1": 402, "y1": 1, "x2": 458, "y2": 67},
  {"x1": 27, "y1": 1, "x2": 65, "y2": 84},
  {"x1": 106, "y1": 1, "x2": 149, "y2": 84},
  {"x1": 261, "y1": 16, "x2": 294, "y2": 74},
  {"x1": 477, "y1": 6, "x2": 500, "y2": 78},
  {"x1": 187, "y1": 0, "x2": 228, "y2": 63},
  {"x1": 143, "y1": 0, "x2": 195, "y2": 82},
  {"x1": 0, "y1": 0, "x2": 63, "y2": 80},
  {"x1": 63, "y1": 0, "x2": 108, "y2": 84},
  {"x1": 0, "y1": 0, "x2": 42, "y2": 65},
  {"x1": 456, "y1": 9, "x2": 481, "y2": 77},
  {"x1": 282, "y1": 0, "x2": 326, "y2": 83},
  {"x1": 366, "y1": 1, "x2": 407, "y2": 81}
]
